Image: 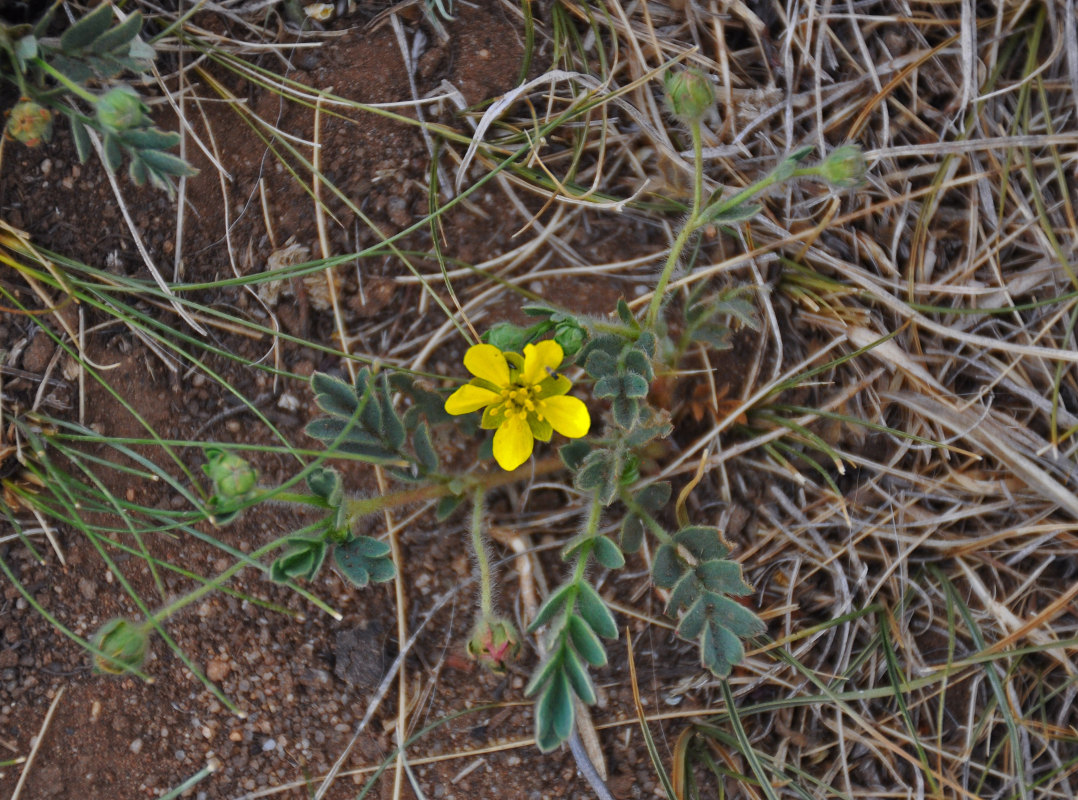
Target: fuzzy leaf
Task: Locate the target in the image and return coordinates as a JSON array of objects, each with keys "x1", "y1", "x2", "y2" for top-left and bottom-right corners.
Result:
[
  {"x1": 412, "y1": 422, "x2": 438, "y2": 474},
  {"x1": 584, "y1": 350, "x2": 617, "y2": 379},
  {"x1": 674, "y1": 526, "x2": 732, "y2": 562},
  {"x1": 524, "y1": 646, "x2": 564, "y2": 698},
  {"x1": 576, "y1": 581, "x2": 617, "y2": 639},
  {"x1": 622, "y1": 348, "x2": 653, "y2": 380},
  {"x1": 311, "y1": 372, "x2": 358, "y2": 418},
  {"x1": 559, "y1": 440, "x2": 591, "y2": 470},
  {"x1": 60, "y1": 3, "x2": 114, "y2": 52},
  {"x1": 699, "y1": 620, "x2": 746, "y2": 677},
  {"x1": 695, "y1": 560, "x2": 754, "y2": 596},
  {"x1": 271, "y1": 537, "x2": 326, "y2": 583},
  {"x1": 121, "y1": 127, "x2": 180, "y2": 151},
  {"x1": 620, "y1": 516, "x2": 644, "y2": 553},
  {"x1": 304, "y1": 417, "x2": 374, "y2": 445},
  {"x1": 574, "y1": 450, "x2": 612, "y2": 494},
  {"x1": 611, "y1": 396, "x2": 638, "y2": 429},
  {"x1": 334, "y1": 535, "x2": 396, "y2": 587},
  {"x1": 638, "y1": 482, "x2": 672, "y2": 510},
  {"x1": 593, "y1": 375, "x2": 621, "y2": 399},
  {"x1": 306, "y1": 465, "x2": 342, "y2": 506},
  {"x1": 68, "y1": 115, "x2": 92, "y2": 162},
  {"x1": 616, "y1": 298, "x2": 637, "y2": 328},
  {"x1": 561, "y1": 646, "x2": 597, "y2": 705},
  {"x1": 136, "y1": 147, "x2": 195, "y2": 178},
  {"x1": 652, "y1": 543, "x2": 684, "y2": 588},
  {"x1": 593, "y1": 535, "x2": 625, "y2": 570},
  {"x1": 622, "y1": 373, "x2": 649, "y2": 399},
  {"x1": 566, "y1": 613, "x2": 606, "y2": 667},
  {"x1": 528, "y1": 582, "x2": 576, "y2": 632},
  {"x1": 435, "y1": 494, "x2": 465, "y2": 521},
  {"x1": 380, "y1": 378, "x2": 406, "y2": 450},
  {"x1": 103, "y1": 133, "x2": 124, "y2": 172},
  {"x1": 89, "y1": 11, "x2": 142, "y2": 56},
  {"x1": 667, "y1": 572, "x2": 698, "y2": 613},
  {"x1": 535, "y1": 669, "x2": 574, "y2": 752}
]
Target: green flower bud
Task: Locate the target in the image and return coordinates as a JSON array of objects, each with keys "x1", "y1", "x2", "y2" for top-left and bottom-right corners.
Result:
[
  {"x1": 554, "y1": 319, "x2": 585, "y2": 357},
  {"x1": 5, "y1": 99, "x2": 52, "y2": 147},
  {"x1": 819, "y1": 145, "x2": 867, "y2": 188},
  {"x1": 663, "y1": 68, "x2": 715, "y2": 123},
  {"x1": 203, "y1": 448, "x2": 258, "y2": 499},
  {"x1": 96, "y1": 87, "x2": 148, "y2": 132},
  {"x1": 466, "y1": 616, "x2": 521, "y2": 675},
  {"x1": 92, "y1": 618, "x2": 149, "y2": 674},
  {"x1": 485, "y1": 322, "x2": 533, "y2": 354}
]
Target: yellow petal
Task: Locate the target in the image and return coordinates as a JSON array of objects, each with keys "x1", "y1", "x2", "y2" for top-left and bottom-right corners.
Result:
[
  {"x1": 539, "y1": 395, "x2": 590, "y2": 438},
  {"x1": 464, "y1": 344, "x2": 510, "y2": 387},
  {"x1": 521, "y1": 340, "x2": 563, "y2": 385},
  {"x1": 493, "y1": 414, "x2": 534, "y2": 471},
  {"x1": 445, "y1": 383, "x2": 500, "y2": 415}
]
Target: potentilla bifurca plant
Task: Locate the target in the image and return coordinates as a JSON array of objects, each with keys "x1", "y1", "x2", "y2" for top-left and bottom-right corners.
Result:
[{"x1": 89, "y1": 66, "x2": 865, "y2": 752}]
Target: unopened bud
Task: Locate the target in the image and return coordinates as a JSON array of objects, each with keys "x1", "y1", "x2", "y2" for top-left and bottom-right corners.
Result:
[
  {"x1": 96, "y1": 87, "x2": 147, "y2": 132},
  {"x1": 5, "y1": 99, "x2": 52, "y2": 147},
  {"x1": 466, "y1": 616, "x2": 521, "y2": 675},
  {"x1": 820, "y1": 145, "x2": 867, "y2": 188},
  {"x1": 93, "y1": 618, "x2": 149, "y2": 674},
  {"x1": 663, "y1": 68, "x2": 715, "y2": 123},
  {"x1": 203, "y1": 448, "x2": 258, "y2": 499},
  {"x1": 554, "y1": 319, "x2": 585, "y2": 356}
]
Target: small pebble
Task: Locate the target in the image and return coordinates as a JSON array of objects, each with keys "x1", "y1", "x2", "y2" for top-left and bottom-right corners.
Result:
[
  {"x1": 206, "y1": 658, "x2": 231, "y2": 683},
  {"x1": 129, "y1": 738, "x2": 143, "y2": 755}
]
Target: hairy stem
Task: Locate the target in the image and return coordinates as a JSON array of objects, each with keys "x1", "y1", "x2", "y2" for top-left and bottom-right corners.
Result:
[{"x1": 471, "y1": 486, "x2": 494, "y2": 619}]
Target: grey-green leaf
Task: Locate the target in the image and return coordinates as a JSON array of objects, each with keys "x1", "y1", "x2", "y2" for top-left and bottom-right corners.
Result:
[
  {"x1": 593, "y1": 535, "x2": 625, "y2": 570},
  {"x1": 696, "y1": 560, "x2": 754, "y2": 596},
  {"x1": 528, "y1": 582, "x2": 576, "y2": 632},
  {"x1": 311, "y1": 372, "x2": 358, "y2": 418},
  {"x1": 561, "y1": 647, "x2": 596, "y2": 705},
  {"x1": 652, "y1": 543, "x2": 683, "y2": 589},
  {"x1": 566, "y1": 614, "x2": 606, "y2": 667},
  {"x1": 61, "y1": 3, "x2": 114, "y2": 52},
  {"x1": 412, "y1": 422, "x2": 438, "y2": 473},
  {"x1": 674, "y1": 526, "x2": 731, "y2": 561},
  {"x1": 575, "y1": 581, "x2": 617, "y2": 639}
]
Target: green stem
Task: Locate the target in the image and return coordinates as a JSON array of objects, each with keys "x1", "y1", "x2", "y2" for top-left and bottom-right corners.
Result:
[
  {"x1": 572, "y1": 492, "x2": 604, "y2": 584},
  {"x1": 619, "y1": 491, "x2": 675, "y2": 545},
  {"x1": 471, "y1": 487, "x2": 494, "y2": 619},
  {"x1": 31, "y1": 58, "x2": 98, "y2": 104},
  {"x1": 645, "y1": 120, "x2": 705, "y2": 330},
  {"x1": 691, "y1": 120, "x2": 704, "y2": 220},
  {"x1": 343, "y1": 455, "x2": 569, "y2": 524},
  {"x1": 645, "y1": 217, "x2": 699, "y2": 330},
  {"x1": 145, "y1": 532, "x2": 303, "y2": 624},
  {"x1": 644, "y1": 122, "x2": 822, "y2": 330}
]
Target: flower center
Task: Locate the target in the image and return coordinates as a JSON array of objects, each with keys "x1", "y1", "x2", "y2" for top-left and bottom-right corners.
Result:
[{"x1": 501, "y1": 383, "x2": 541, "y2": 420}]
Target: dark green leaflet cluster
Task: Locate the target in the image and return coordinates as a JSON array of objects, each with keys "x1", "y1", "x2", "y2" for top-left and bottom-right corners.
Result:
[
  {"x1": 269, "y1": 466, "x2": 394, "y2": 588},
  {"x1": 681, "y1": 286, "x2": 758, "y2": 350},
  {"x1": 525, "y1": 556, "x2": 620, "y2": 752},
  {"x1": 268, "y1": 368, "x2": 455, "y2": 587},
  {"x1": 580, "y1": 301, "x2": 657, "y2": 431},
  {"x1": 41, "y1": 4, "x2": 155, "y2": 83},
  {"x1": 1, "y1": 4, "x2": 196, "y2": 192},
  {"x1": 306, "y1": 369, "x2": 441, "y2": 481},
  {"x1": 517, "y1": 292, "x2": 765, "y2": 750},
  {"x1": 653, "y1": 526, "x2": 765, "y2": 677}
]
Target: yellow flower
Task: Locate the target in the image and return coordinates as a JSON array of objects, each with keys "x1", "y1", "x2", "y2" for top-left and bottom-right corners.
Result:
[{"x1": 445, "y1": 341, "x2": 590, "y2": 471}]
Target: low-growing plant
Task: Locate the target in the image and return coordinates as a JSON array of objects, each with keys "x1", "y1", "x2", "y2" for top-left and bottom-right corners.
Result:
[
  {"x1": 78, "y1": 65, "x2": 864, "y2": 753},
  {"x1": 0, "y1": 2, "x2": 194, "y2": 192}
]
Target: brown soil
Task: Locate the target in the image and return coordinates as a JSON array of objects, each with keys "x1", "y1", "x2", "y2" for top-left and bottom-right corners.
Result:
[{"x1": 0, "y1": 3, "x2": 725, "y2": 798}]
